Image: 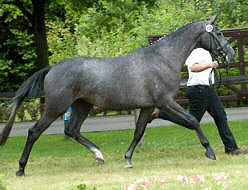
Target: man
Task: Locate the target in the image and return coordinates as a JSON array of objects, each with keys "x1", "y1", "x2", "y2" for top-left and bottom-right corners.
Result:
[{"x1": 149, "y1": 48, "x2": 247, "y2": 155}]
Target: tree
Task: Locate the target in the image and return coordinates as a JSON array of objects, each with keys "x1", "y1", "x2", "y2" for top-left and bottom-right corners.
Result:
[
  {"x1": 2, "y1": 0, "x2": 48, "y2": 69},
  {"x1": 0, "y1": 0, "x2": 49, "y2": 91}
]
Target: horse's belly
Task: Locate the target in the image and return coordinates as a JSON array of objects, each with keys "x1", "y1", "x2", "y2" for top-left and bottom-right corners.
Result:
[{"x1": 85, "y1": 93, "x2": 153, "y2": 110}]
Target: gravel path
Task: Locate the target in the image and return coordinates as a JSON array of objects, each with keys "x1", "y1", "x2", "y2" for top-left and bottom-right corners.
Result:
[{"x1": 0, "y1": 107, "x2": 247, "y2": 137}]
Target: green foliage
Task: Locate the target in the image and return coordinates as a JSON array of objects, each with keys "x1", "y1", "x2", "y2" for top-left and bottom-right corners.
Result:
[
  {"x1": 71, "y1": 0, "x2": 248, "y2": 59},
  {"x1": 72, "y1": 184, "x2": 96, "y2": 190},
  {"x1": 46, "y1": 19, "x2": 78, "y2": 64},
  {"x1": 74, "y1": 0, "x2": 195, "y2": 58},
  {"x1": 0, "y1": 101, "x2": 11, "y2": 121},
  {"x1": 0, "y1": 1, "x2": 37, "y2": 91},
  {"x1": 0, "y1": 99, "x2": 41, "y2": 122},
  {"x1": 190, "y1": 0, "x2": 248, "y2": 28}
]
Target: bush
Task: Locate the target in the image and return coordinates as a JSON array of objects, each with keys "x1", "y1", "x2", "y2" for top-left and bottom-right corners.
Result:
[{"x1": 0, "y1": 99, "x2": 41, "y2": 122}]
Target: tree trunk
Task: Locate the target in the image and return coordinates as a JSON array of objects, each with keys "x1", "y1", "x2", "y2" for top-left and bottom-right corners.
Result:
[
  {"x1": 31, "y1": 0, "x2": 49, "y2": 70},
  {"x1": 31, "y1": 0, "x2": 49, "y2": 113}
]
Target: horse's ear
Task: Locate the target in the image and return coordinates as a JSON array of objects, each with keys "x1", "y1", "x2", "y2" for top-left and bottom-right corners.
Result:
[{"x1": 209, "y1": 14, "x2": 218, "y2": 24}]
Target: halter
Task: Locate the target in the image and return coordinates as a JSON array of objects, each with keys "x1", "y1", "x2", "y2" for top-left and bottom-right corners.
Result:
[
  {"x1": 209, "y1": 32, "x2": 230, "y2": 70},
  {"x1": 207, "y1": 27, "x2": 231, "y2": 87}
]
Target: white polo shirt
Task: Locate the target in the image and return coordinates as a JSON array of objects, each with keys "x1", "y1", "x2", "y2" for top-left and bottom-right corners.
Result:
[{"x1": 186, "y1": 48, "x2": 214, "y2": 86}]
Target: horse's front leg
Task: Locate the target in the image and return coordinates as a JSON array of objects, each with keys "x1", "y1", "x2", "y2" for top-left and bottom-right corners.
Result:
[
  {"x1": 161, "y1": 99, "x2": 216, "y2": 160},
  {"x1": 124, "y1": 108, "x2": 153, "y2": 168}
]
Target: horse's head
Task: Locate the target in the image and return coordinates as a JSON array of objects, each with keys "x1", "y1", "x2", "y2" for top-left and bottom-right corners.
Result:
[{"x1": 198, "y1": 14, "x2": 235, "y2": 67}]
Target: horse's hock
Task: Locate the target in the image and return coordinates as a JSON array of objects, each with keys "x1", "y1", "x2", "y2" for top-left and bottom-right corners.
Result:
[{"x1": 148, "y1": 27, "x2": 248, "y2": 107}]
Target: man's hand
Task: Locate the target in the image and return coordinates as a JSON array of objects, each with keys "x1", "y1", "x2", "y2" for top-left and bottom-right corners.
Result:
[
  {"x1": 209, "y1": 61, "x2": 219, "y2": 69},
  {"x1": 190, "y1": 61, "x2": 219, "y2": 72}
]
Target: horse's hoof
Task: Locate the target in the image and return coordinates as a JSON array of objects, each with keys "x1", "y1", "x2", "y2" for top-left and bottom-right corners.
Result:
[
  {"x1": 16, "y1": 170, "x2": 25, "y2": 177},
  {"x1": 96, "y1": 157, "x2": 104, "y2": 165},
  {"x1": 124, "y1": 164, "x2": 133, "y2": 168},
  {"x1": 205, "y1": 150, "x2": 216, "y2": 160}
]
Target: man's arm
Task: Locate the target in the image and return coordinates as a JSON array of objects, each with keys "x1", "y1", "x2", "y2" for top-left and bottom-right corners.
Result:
[{"x1": 190, "y1": 61, "x2": 219, "y2": 72}]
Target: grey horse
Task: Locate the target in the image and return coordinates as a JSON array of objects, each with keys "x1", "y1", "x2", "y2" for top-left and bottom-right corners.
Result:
[{"x1": 0, "y1": 14, "x2": 235, "y2": 176}]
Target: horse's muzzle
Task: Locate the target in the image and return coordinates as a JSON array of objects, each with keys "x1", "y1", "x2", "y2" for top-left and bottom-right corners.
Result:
[{"x1": 226, "y1": 45, "x2": 235, "y2": 63}]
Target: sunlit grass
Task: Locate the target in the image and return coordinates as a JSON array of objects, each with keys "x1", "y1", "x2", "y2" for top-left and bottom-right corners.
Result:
[{"x1": 0, "y1": 120, "x2": 248, "y2": 190}]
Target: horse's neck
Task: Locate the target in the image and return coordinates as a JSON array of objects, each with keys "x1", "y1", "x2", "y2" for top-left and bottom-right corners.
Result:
[{"x1": 157, "y1": 22, "x2": 205, "y2": 70}]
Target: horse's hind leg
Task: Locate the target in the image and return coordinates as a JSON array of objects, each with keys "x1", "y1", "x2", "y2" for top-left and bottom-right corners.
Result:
[
  {"x1": 67, "y1": 99, "x2": 104, "y2": 165},
  {"x1": 125, "y1": 107, "x2": 153, "y2": 168},
  {"x1": 16, "y1": 109, "x2": 61, "y2": 176},
  {"x1": 161, "y1": 99, "x2": 216, "y2": 160}
]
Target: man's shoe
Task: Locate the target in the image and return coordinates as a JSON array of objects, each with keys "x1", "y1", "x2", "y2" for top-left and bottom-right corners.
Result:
[
  {"x1": 147, "y1": 108, "x2": 159, "y2": 123},
  {"x1": 226, "y1": 148, "x2": 248, "y2": 155}
]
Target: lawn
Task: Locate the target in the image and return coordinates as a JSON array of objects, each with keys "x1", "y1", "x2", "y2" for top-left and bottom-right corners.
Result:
[{"x1": 0, "y1": 120, "x2": 248, "y2": 190}]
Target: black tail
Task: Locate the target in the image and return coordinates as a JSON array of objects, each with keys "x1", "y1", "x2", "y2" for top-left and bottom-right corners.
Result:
[{"x1": 0, "y1": 66, "x2": 51, "y2": 145}]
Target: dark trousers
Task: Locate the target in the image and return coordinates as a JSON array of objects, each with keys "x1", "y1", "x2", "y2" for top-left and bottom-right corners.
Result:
[
  {"x1": 64, "y1": 120, "x2": 70, "y2": 136},
  {"x1": 158, "y1": 85, "x2": 238, "y2": 153}
]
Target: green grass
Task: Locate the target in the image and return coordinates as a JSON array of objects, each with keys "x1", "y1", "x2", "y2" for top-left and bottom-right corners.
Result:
[{"x1": 0, "y1": 120, "x2": 248, "y2": 190}]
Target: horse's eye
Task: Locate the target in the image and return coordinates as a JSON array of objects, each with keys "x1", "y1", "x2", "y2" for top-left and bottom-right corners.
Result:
[{"x1": 217, "y1": 32, "x2": 222, "y2": 36}]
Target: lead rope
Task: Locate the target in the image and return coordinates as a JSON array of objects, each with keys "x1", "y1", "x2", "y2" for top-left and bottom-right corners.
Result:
[
  {"x1": 209, "y1": 68, "x2": 216, "y2": 88},
  {"x1": 209, "y1": 56, "x2": 227, "y2": 89}
]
